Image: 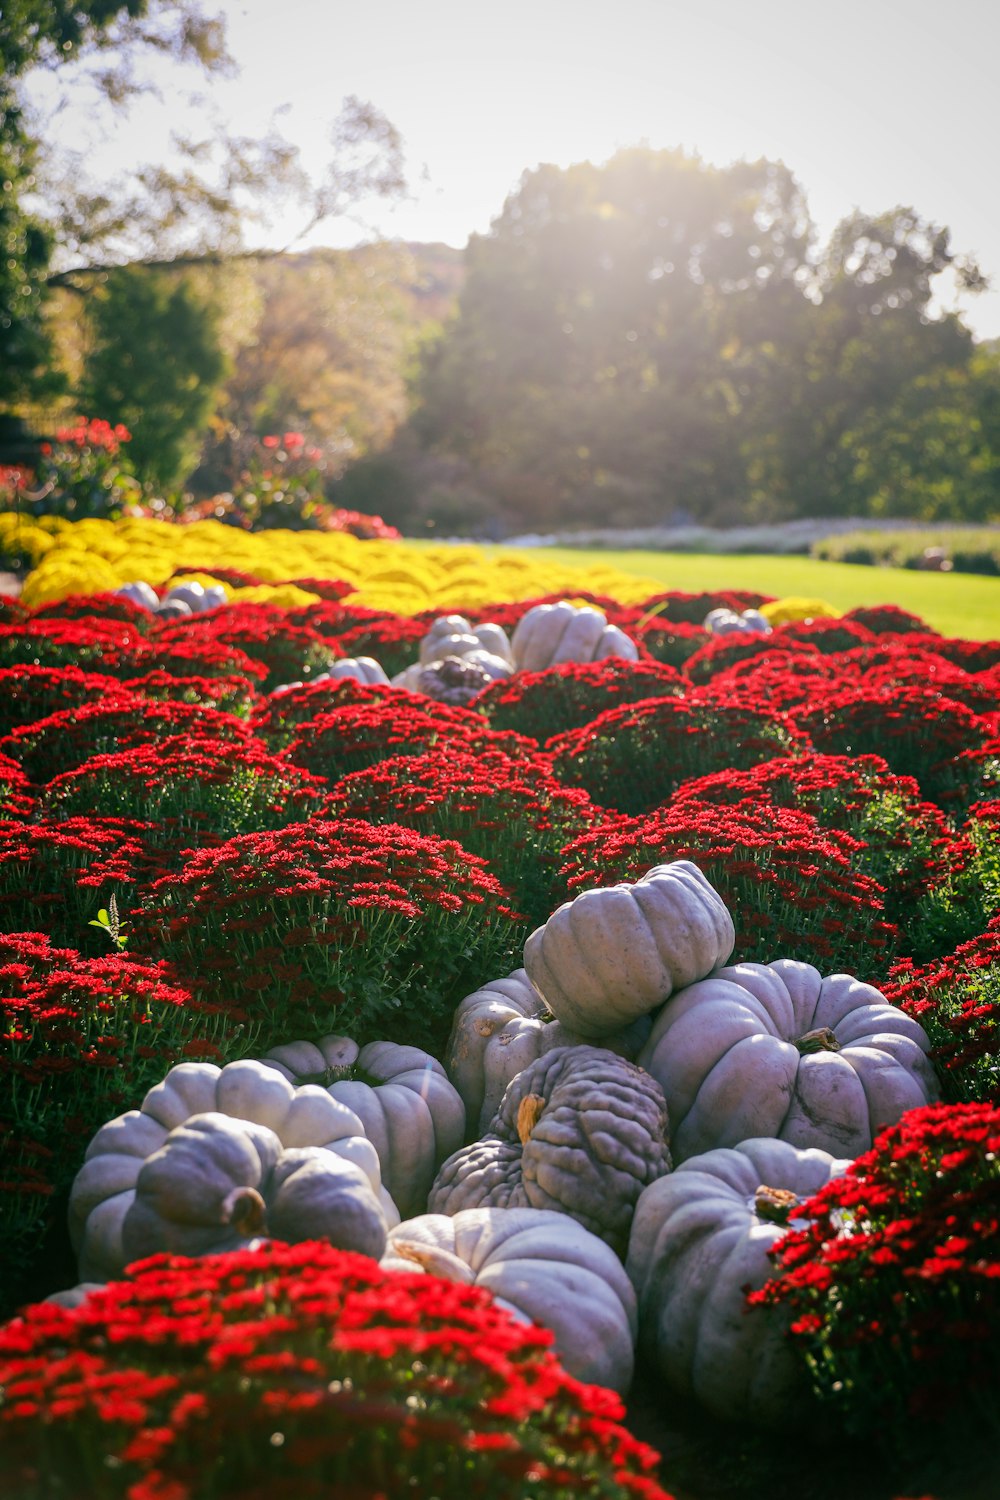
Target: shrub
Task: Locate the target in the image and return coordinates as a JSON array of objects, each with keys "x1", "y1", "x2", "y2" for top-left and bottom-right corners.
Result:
[
  {"x1": 638, "y1": 589, "x2": 771, "y2": 624},
  {"x1": 151, "y1": 604, "x2": 335, "y2": 693},
  {"x1": 547, "y1": 698, "x2": 808, "y2": 816},
  {"x1": 671, "y1": 753, "x2": 964, "y2": 942},
  {"x1": 0, "y1": 619, "x2": 145, "y2": 674},
  {"x1": 326, "y1": 748, "x2": 596, "y2": 926},
  {"x1": 0, "y1": 700, "x2": 257, "y2": 786},
  {"x1": 250, "y1": 678, "x2": 397, "y2": 748},
  {"x1": 682, "y1": 633, "x2": 818, "y2": 686},
  {"x1": 791, "y1": 685, "x2": 992, "y2": 803},
  {"x1": 0, "y1": 933, "x2": 233, "y2": 1319},
  {"x1": 131, "y1": 818, "x2": 523, "y2": 1051},
  {"x1": 29, "y1": 592, "x2": 155, "y2": 631},
  {"x1": 883, "y1": 911, "x2": 1000, "y2": 1102},
  {"x1": 0, "y1": 753, "x2": 33, "y2": 819},
  {"x1": 474, "y1": 656, "x2": 683, "y2": 743},
  {"x1": 0, "y1": 817, "x2": 165, "y2": 952},
  {"x1": 842, "y1": 603, "x2": 933, "y2": 636},
  {"x1": 335, "y1": 614, "x2": 427, "y2": 677},
  {"x1": 0, "y1": 1241, "x2": 672, "y2": 1500},
  {"x1": 286, "y1": 698, "x2": 529, "y2": 783},
  {"x1": 42, "y1": 738, "x2": 327, "y2": 850},
  {"x1": 773, "y1": 618, "x2": 878, "y2": 654},
  {"x1": 635, "y1": 618, "x2": 707, "y2": 669},
  {"x1": 749, "y1": 1103, "x2": 1000, "y2": 1459},
  {"x1": 0, "y1": 664, "x2": 136, "y2": 740}
]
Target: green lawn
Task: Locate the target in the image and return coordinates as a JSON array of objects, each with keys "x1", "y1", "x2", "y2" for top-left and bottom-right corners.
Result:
[{"x1": 514, "y1": 548, "x2": 1000, "y2": 642}]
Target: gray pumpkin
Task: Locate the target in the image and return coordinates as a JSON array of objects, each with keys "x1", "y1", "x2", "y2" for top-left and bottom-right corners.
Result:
[
  {"x1": 428, "y1": 1045, "x2": 670, "y2": 1255},
  {"x1": 122, "y1": 1111, "x2": 388, "y2": 1264}
]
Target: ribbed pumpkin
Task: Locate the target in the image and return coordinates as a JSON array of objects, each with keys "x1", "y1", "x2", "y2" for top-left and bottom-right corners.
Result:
[
  {"x1": 260, "y1": 1036, "x2": 465, "y2": 1218},
  {"x1": 445, "y1": 968, "x2": 651, "y2": 1137},
  {"x1": 122, "y1": 1112, "x2": 388, "y2": 1264},
  {"x1": 638, "y1": 958, "x2": 939, "y2": 1162},
  {"x1": 626, "y1": 1137, "x2": 846, "y2": 1424},
  {"x1": 511, "y1": 601, "x2": 637, "y2": 672},
  {"x1": 69, "y1": 1059, "x2": 399, "y2": 1282},
  {"x1": 524, "y1": 860, "x2": 736, "y2": 1038},
  {"x1": 429, "y1": 1045, "x2": 670, "y2": 1255},
  {"x1": 382, "y1": 1206, "x2": 637, "y2": 1393}
]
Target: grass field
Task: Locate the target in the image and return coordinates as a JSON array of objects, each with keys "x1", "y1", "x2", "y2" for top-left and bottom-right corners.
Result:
[{"x1": 512, "y1": 547, "x2": 1000, "y2": 641}]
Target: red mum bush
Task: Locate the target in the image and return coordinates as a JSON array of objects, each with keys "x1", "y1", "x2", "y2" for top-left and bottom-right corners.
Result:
[
  {"x1": 286, "y1": 696, "x2": 530, "y2": 782},
  {"x1": 0, "y1": 700, "x2": 258, "y2": 786},
  {"x1": 335, "y1": 614, "x2": 427, "y2": 676},
  {"x1": 635, "y1": 617, "x2": 707, "y2": 669},
  {"x1": 326, "y1": 748, "x2": 596, "y2": 926},
  {"x1": 131, "y1": 818, "x2": 522, "y2": 1049},
  {"x1": 0, "y1": 664, "x2": 137, "y2": 739},
  {"x1": 0, "y1": 753, "x2": 33, "y2": 819},
  {"x1": 151, "y1": 604, "x2": 335, "y2": 693},
  {"x1": 250, "y1": 677, "x2": 397, "y2": 747},
  {"x1": 117, "y1": 637, "x2": 268, "y2": 686},
  {"x1": 884, "y1": 913, "x2": 1000, "y2": 1103},
  {"x1": 904, "y1": 635, "x2": 1000, "y2": 673},
  {"x1": 682, "y1": 633, "x2": 819, "y2": 687},
  {"x1": 842, "y1": 603, "x2": 934, "y2": 636},
  {"x1": 43, "y1": 738, "x2": 327, "y2": 849},
  {"x1": 858, "y1": 652, "x2": 1000, "y2": 717},
  {"x1": 791, "y1": 684, "x2": 993, "y2": 802},
  {"x1": 696, "y1": 652, "x2": 850, "y2": 714},
  {"x1": 671, "y1": 753, "x2": 965, "y2": 940},
  {"x1": 560, "y1": 800, "x2": 899, "y2": 975},
  {"x1": 125, "y1": 669, "x2": 261, "y2": 716},
  {"x1": 749, "y1": 1103, "x2": 1000, "y2": 1456},
  {"x1": 0, "y1": 619, "x2": 146, "y2": 674},
  {"x1": 0, "y1": 1241, "x2": 673, "y2": 1500},
  {"x1": 638, "y1": 588, "x2": 772, "y2": 624},
  {"x1": 547, "y1": 698, "x2": 809, "y2": 816},
  {"x1": 0, "y1": 932, "x2": 231, "y2": 1319},
  {"x1": 29, "y1": 592, "x2": 155, "y2": 632},
  {"x1": 473, "y1": 656, "x2": 684, "y2": 743},
  {"x1": 0, "y1": 817, "x2": 166, "y2": 952},
  {"x1": 773, "y1": 617, "x2": 879, "y2": 654}
]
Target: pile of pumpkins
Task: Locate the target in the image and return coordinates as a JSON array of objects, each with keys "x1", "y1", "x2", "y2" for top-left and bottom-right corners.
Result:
[{"x1": 62, "y1": 860, "x2": 937, "y2": 1426}]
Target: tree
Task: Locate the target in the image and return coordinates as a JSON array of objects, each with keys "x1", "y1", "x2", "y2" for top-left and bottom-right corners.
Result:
[
  {"x1": 77, "y1": 264, "x2": 230, "y2": 487},
  {"x1": 412, "y1": 148, "x2": 814, "y2": 528}
]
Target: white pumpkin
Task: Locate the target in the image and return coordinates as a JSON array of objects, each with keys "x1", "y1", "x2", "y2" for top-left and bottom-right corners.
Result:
[
  {"x1": 446, "y1": 968, "x2": 651, "y2": 1137},
  {"x1": 638, "y1": 958, "x2": 939, "y2": 1162},
  {"x1": 260, "y1": 1036, "x2": 465, "y2": 1218},
  {"x1": 626, "y1": 1137, "x2": 846, "y2": 1424},
  {"x1": 326, "y1": 656, "x2": 391, "y2": 687},
  {"x1": 419, "y1": 617, "x2": 513, "y2": 668},
  {"x1": 383, "y1": 1207, "x2": 637, "y2": 1394},
  {"x1": 523, "y1": 860, "x2": 736, "y2": 1038},
  {"x1": 115, "y1": 581, "x2": 159, "y2": 612},
  {"x1": 122, "y1": 1111, "x2": 388, "y2": 1264},
  {"x1": 69, "y1": 1058, "x2": 400, "y2": 1282},
  {"x1": 510, "y1": 601, "x2": 638, "y2": 672}
]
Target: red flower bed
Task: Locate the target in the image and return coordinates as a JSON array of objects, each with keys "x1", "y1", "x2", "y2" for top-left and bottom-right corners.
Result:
[
  {"x1": 0, "y1": 1241, "x2": 672, "y2": 1500},
  {"x1": 560, "y1": 800, "x2": 899, "y2": 975},
  {"x1": 473, "y1": 656, "x2": 684, "y2": 743},
  {"x1": 0, "y1": 664, "x2": 137, "y2": 739},
  {"x1": 125, "y1": 669, "x2": 261, "y2": 716},
  {"x1": 842, "y1": 603, "x2": 933, "y2": 636},
  {"x1": 118, "y1": 638, "x2": 268, "y2": 686},
  {"x1": 43, "y1": 738, "x2": 327, "y2": 850},
  {"x1": 904, "y1": 635, "x2": 1000, "y2": 673},
  {"x1": 884, "y1": 911, "x2": 1000, "y2": 1102},
  {"x1": 151, "y1": 604, "x2": 335, "y2": 693},
  {"x1": 250, "y1": 677, "x2": 397, "y2": 747},
  {"x1": 0, "y1": 754, "x2": 34, "y2": 819},
  {"x1": 0, "y1": 933, "x2": 231, "y2": 1319},
  {"x1": 635, "y1": 617, "x2": 707, "y2": 669},
  {"x1": 0, "y1": 817, "x2": 166, "y2": 952},
  {"x1": 749, "y1": 1103, "x2": 1000, "y2": 1453},
  {"x1": 682, "y1": 633, "x2": 819, "y2": 686},
  {"x1": 670, "y1": 753, "x2": 965, "y2": 937},
  {"x1": 791, "y1": 684, "x2": 994, "y2": 802},
  {"x1": 0, "y1": 619, "x2": 146, "y2": 674},
  {"x1": 547, "y1": 698, "x2": 809, "y2": 815},
  {"x1": 326, "y1": 747, "x2": 596, "y2": 925},
  {"x1": 30, "y1": 593, "x2": 155, "y2": 631},
  {"x1": 131, "y1": 818, "x2": 522, "y2": 1048},
  {"x1": 694, "y1": 652, "x2": 848, "y2": 714},
  {"x1": 638, "y1": 588, "x2": 772, "y2": 624},
  {"x1": 0, "y1": 700, "x2": 258, "y2": 786},
  {"x1": 286, "y1": 697, "x2": 530, "y2": 782},
  {"x1": 335, "y1": 614, "x2": 427, "y2": 676},
  {"x1": 773, "y1": 617, "x2": 879, "y2": 654}
]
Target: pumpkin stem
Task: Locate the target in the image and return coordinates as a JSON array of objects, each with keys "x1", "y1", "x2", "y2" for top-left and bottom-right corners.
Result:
[
  {"x1": 389, "y1": 1239, "x2": 476, "y2": 1284},
  {"x1": 795, "y1": 1026, "x2": 841, "y2": 1054},
  {"x1": 516, "y1": 1092, "x2": 547, "y2": 1144},
  {"x1": 222, "y1": 1185, "x2": 268, "y2": 1237},
  {"x1": 754, "y1": 1185, "x2": 800, "y2": 1224}
]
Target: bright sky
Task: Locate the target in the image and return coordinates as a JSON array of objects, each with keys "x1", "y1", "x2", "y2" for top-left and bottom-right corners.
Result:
[{"x1": 36, "y1": 0, "x2": 1000, "y2": 339}]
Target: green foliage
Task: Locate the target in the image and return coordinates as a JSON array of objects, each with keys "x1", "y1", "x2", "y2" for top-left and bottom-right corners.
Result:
[
  {"x1": 76, "y1": 266, "x2": 229, "y2": 487},
  {"x1": 812, "y1": 524, "x2": 1000, "y2": 574}
]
